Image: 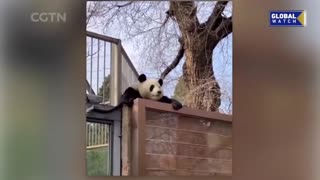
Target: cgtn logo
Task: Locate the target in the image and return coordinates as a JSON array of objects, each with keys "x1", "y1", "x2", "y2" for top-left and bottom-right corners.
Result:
[
  {"x1": 269, "y1": 10, "x2": 306, "y2": 27},
  {"x1": 31, "y1": 12, "x2": 67, "y2": 23}
]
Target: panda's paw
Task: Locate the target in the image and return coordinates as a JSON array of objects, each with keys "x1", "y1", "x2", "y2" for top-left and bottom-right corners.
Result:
[
  {"x1": 172, "y1": 101, "x2": 183, "y2": 110},
  {"x1": 127, "y1": 100, "x2": 134, "y2": 107}
]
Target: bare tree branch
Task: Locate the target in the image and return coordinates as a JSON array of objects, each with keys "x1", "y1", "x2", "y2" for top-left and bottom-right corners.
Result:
[
  {"x1": 206, "y1": 1, "x2": 229, "y2": 24},
  {"x1": 215, "y1": 16, "x2": 232, "y2": 41},
  {"x1": 161, "y1": 40, "x2": 184, "y2": 80},
  {"x1": 115, "y1": 2, "x2": 134, "y2": 8},
  {"x1": 203, "y1": 1, "x2": 229, "y2": 32}
]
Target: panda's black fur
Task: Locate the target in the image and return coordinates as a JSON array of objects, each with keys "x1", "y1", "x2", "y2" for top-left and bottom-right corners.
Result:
[{"x1": 92, "y1": 74, "x2": 183, "y2": 113}]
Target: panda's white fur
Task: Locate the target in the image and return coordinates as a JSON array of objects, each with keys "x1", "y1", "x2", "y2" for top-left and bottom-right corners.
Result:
[{"x1": 137, "y1": 79, "x2": 163, "y2": 101}]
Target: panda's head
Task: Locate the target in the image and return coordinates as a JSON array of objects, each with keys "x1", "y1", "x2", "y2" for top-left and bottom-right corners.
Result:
[{"x1": 137, "y1": 74, "x2": 163, "y2": 101}]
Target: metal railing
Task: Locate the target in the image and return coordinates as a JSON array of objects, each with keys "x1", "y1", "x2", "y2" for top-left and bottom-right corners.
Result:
[
  {"x1": 86, "y1": 31, "x2": 139, "y2": 105},
  {"x1": 86, "y1": 122, "x2": 111, "y2": 176},
  {"x1": 86, "y1": 122, "x2": 110, "y2": 149},
  {"x1": 86, "y1": 31, "x2": 139, "y2": 176}
]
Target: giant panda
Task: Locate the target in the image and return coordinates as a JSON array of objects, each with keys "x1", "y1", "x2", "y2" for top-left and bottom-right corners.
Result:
[{"x1": 92, "y1": 74, "x2": 183, "y2": 113}]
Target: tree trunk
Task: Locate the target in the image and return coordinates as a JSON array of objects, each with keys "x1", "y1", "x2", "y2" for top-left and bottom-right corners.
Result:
[
  {"x1": 182, "y1": 36, "x2": 221, "y2": 111},
  {"x1": 168, "y1": 1, "x2": 231, "y2": 111}
]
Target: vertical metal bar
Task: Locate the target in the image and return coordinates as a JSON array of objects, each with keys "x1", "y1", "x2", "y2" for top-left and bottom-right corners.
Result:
[
  {"x1": 110, "y1": 43, "x2": 122, "y2": 106},
  {"x1": 106, "y1": 125, "x2": 108, "y2": 144},
  {"x1": 86, "y1": 123, "x2": 88, "y2": 147},
  {"x1": 106, "y1": 124, "x2": 108, "y2": 144},
  {"x1": 90, "y1": 37, "x2": 93, "y2": 94},
  {"x1": 108, "y1": 124, "x2": 111, "y2": 175},
  {"x1": 91, "y1": 124, "x2": 93, "y2": 146},
  {"x1": 102, "y1": 124, "x2": 104, "y2": 144},
  {"x1": 97, "y1": 40, "x2": 100, "y2": 94},
  {"x1": 103, "y1": 41, "x2": 106, "y2": 102},
  {"x1": 101, "y1": 124, "x2": 104, "y2": 144},
  {"x1": 105, "y1": 124, "x2": 107, "y2": 144},
  {"x1": 96, "y1": 125, "x2": 97, "y2": 145},
  {"x1": 100, "y1": 124, "x2": 102, "y2": 145},
  {"x1": 88, "y1": 124, "x2": 90, "y2": 146},
  {"x1": 101, "y1": 124, "x2": 105, "y2": 144},
  {"x1": 96, "y1": 124, "x2": 98, "y2": 145},
  {"x1": 97, "y1": 124, "x2": 99, "y2": 145},
  {"x1": 98, "y1": 124, "x2": 102, "y2": 144},
  {"x1": 92, "y1": 124, "x2": 94, "y2": 146},
  {"x1": 112, "y1": 120, "x2": 121, "y2": 176},
  {"x1": 94, "y1": 123, "x2": 97, "y2": 145}
]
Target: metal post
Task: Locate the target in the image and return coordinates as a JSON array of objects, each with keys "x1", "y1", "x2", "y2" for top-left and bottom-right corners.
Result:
[
  {"x1": 90, "y1": 37, "x2": 93, "y2": 94},
  {"x1": 112, "y1": 120, "x2": 121, "y2": 176},
  {"x1": 110, "y1": 43, "x2": 122, "y2": 106},
  {"x1": 103, "y1": 41, "x2": 106, "y2": 102},
  {"x1": 97, "y1": 40, "x2": 100, "y2": 94}
]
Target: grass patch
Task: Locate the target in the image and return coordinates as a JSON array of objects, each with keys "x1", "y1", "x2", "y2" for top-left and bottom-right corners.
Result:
[{"x1": 86, "y1": 147, "x2": 110, "y2": 176}]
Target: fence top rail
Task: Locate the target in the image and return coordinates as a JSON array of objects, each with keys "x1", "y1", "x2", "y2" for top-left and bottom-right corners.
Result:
[
  {"x1": 86, "y1": 31, "x2": 139, "y2": 78},
  {"x1": 134, "y1": 99, "x2": 232, "y2": 123},
  {"x1": 87, "y1": 31, "x2": 121, "y2": 44}
]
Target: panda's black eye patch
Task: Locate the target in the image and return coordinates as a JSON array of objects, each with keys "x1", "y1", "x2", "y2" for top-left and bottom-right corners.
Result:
[{"x1": 149, "y1": 85, "x2": 154, "y2": 92}]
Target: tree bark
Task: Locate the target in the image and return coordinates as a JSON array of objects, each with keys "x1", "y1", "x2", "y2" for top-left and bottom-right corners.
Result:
[
  {"x1": 182, "y1": 41, "x2": 221, "y2": 111},
  {"x1": 168, "y1": 1, "x2": 231, "y2": 111}
]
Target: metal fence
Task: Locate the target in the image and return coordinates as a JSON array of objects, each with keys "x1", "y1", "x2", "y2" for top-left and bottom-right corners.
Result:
[
  {"x1": 86, "y1": 31, "x2": 139, "y2": 104},
  {"x1": 86, "y1": 122, "x2": 110, "y2": 149},
  {"x1": 86, "y1": 31, "x2": 139, "y2": 176},
  {"x1": 86, "y1": 122, "x2": 111, "y2": 176}
]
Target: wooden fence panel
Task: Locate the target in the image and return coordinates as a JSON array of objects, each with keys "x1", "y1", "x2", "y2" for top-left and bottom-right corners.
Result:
[{"x1": 122, "y1": 99, "x2": 232, "y2": 176}]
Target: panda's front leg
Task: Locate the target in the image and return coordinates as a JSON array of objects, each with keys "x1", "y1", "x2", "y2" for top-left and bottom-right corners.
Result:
[
  {"x1": 120, "y1": 87, "x2": 140, "y2": 107},
  {"x1": 159, "y1": 96, "x2": 183, "y2": 110}
]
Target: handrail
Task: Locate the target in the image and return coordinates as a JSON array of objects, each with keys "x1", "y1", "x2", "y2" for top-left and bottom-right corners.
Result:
[
  {"x1": 86, "y1": 31, "x2": 139, "y2": 93},
  {"x1": 87, "y1": 31, "x2": 121, "y2": 44}
]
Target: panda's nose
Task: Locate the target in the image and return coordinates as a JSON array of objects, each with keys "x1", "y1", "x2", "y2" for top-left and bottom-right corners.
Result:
[{"x1": 157, "y1": 90, "x2": 162, "y2": 95}]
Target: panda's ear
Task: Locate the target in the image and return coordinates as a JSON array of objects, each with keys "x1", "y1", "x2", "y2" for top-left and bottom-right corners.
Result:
[
  {"x1": 138, "y1": 74, "x2": 147, "y2": 82},
  {"x1": 158, "y1": 79, "x2": 163, "y2": 86}
]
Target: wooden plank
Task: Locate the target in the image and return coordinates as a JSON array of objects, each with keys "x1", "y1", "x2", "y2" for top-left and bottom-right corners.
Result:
[{"x1": 129, "y1": 98, "x2": 232, "y2": 176}]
